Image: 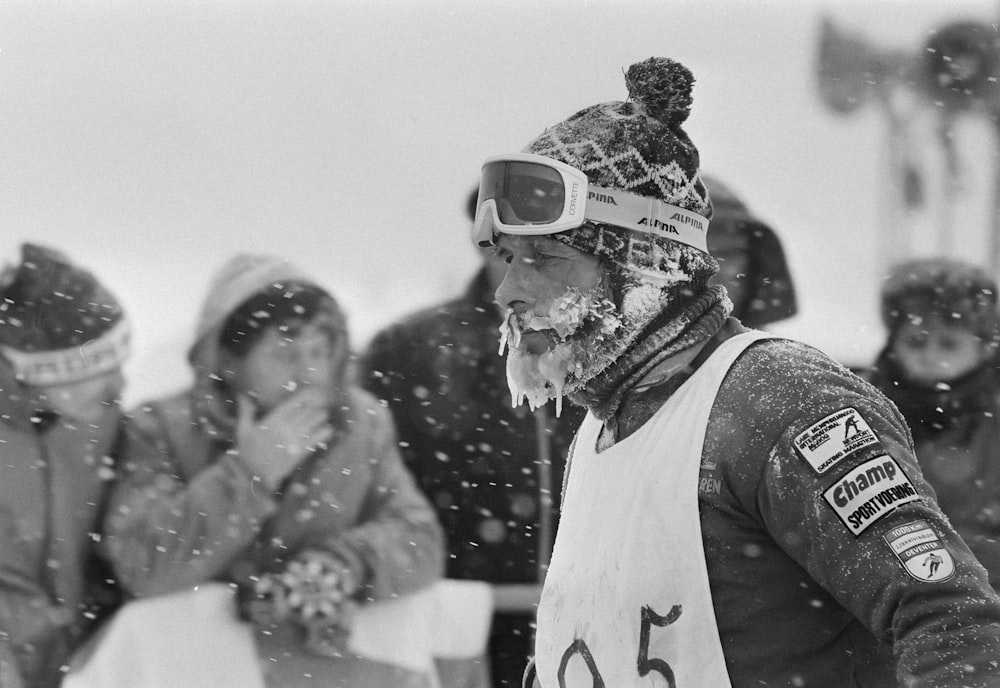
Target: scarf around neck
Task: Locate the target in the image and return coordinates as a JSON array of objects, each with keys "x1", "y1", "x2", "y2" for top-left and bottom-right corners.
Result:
[{"x1": 569, "y1": 284, "x2": 731, "y2": 422}]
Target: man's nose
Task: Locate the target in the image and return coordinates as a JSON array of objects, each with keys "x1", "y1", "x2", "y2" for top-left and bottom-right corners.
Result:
[{"x1": 494, "y1": 260, "x2": 534, "y2": 313}]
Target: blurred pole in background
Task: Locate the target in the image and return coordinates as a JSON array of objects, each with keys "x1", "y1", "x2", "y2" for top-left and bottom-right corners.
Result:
[
  {"x1": 816, "y1": 17, "x2": 913, "y2": 281},
  {"x1": 816, "y1": 14, "x2": 1000, "y2": 279},
  {"x1": 917, "y1": 21, "x2": 1000, "y2": 272}
]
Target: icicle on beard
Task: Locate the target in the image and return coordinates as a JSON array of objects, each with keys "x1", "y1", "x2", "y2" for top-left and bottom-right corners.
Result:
[{"x1": 498, "y1": 283, "x2": 622, "y2": 417}]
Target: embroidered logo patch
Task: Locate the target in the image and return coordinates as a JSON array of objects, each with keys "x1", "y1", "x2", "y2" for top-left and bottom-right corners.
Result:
[
  {"x1": 883, "y1": 520, "x2": 955, "y2": 582},
  {"x1": 822, "y1": 455, "x2": 920, "y2": 536},
  {"x1": 794, "y1": 407, "x2": 879, "y2": 475}
]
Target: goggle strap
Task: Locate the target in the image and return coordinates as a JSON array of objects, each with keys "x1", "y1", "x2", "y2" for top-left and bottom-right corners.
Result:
[
  {"x1": 584, "y1": 185, "x2": 709, "y2": 253},
  {"x1": 474, "y1": 153, "x2": 710, "y2": 253},
  {"x1": 473, "y1": 198, "x2": 499, "y2": 247}
]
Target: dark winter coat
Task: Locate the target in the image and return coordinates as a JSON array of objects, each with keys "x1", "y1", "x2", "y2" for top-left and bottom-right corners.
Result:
[
  {"x1": 867, "y1": 352, "x2": 1000, "y2": 590},
  {"x1": 0, "y1": 372, "x2": 123, "y2": 688},
  {"x1": 703, "y1": 175, "x2": 797, "y2": 328},
  {"x1": 361, "y1": 268, "x2": 587, "y2": 688}
]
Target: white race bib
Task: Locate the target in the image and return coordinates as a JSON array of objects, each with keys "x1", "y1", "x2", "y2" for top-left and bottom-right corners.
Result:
[{"x1": 535, "y1": 331, "x2": 772, "y2": 687}]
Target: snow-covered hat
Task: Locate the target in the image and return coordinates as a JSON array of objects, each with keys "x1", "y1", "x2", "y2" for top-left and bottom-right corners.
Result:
[
  {"x1": 881, "y1": 258, "x2": 1000, "y2": 344},
  {"x1": 523, "y1": 56, "x2": 716, "y2": 287},
  {"x1": 0, "y1": 243, "x2": 130, "y2": 385}
]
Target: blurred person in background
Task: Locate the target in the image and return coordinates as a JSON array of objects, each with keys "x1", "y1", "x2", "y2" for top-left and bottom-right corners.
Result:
[
  {"x1": 865, "y1": 258, "x2": 1000, "y2": 590},
  {"x1": 360, "y1": 189, "x2": 587, "y2": 688},
  {"x1": 101, "y1": 253, "x2": 444, "y2": 688},
  {"x1": 702, "y1": 174, "x2": 797, "y2": 329},
  {"x1": 0, "y1": 244, "x2": 129, "y2": 688},
  {"x1": 477, "y1": 55, "x2": 1000, "y2": 687}
]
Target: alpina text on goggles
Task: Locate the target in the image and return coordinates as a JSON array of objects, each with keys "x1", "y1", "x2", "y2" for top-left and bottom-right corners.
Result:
[{"x1": 472, "y1": 153, "x2": 709, "y2": 252}]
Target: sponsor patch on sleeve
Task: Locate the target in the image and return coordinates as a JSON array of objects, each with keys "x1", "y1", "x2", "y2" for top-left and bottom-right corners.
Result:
[
  {"x1": 822, "y1": 455, "x2": 921, "y2": 536},
  {"x1": 883, "y1": 520, "x2": 955, "y2": 582},
  {"x1": 794, "y1": 407, "x2": 880, "y2": 475}
]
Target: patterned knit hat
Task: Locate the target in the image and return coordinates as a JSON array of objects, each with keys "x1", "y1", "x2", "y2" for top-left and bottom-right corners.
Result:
[
  {"x1": 881, "y1": 258, "x2": 1000, "y2": 345},
  {"x1": 0, "y1": 243, "x2": 130, "y2": 385},
  {"x1": 523, "y1": 56, "x2": 717, "y2": 288}
]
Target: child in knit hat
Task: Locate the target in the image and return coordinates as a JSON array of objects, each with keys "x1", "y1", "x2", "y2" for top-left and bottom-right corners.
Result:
[
  {"x1": 0, "y1": 243, "x2": 129, "y2": 688},
  {"x1": 101, "y1": 252, "x2": 444, "y2": 688},
  {"x1": 476, "y1": 56, "x2": 1000, "y2": 687},
  {"x1": 866, "y1": 258, "x2": 1000, "y2": 590}
]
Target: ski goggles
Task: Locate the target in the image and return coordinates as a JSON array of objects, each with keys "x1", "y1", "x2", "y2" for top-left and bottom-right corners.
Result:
[{"x1": 472, "y1": 153, "x2": 710, "y2": 253}]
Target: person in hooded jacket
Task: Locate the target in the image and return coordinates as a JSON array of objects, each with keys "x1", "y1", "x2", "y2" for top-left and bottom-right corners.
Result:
[
  {"x1": 360, "y1": 190, "x2": 587, "y2": 688},
  {"x1": 865, "y1": 258, "x2": 1000, "y2": 591},
  {"x1": 475, "y1": 56, "x2": 1000, "y2": 688},
  {"x1": 702, "y1": 174, "x2": 797, "y2": 329},
  {"x1": 101, "y1": 253, "x2": 444, "y2": 688},
  {"x1": 0, "y1": 244, "x2": 129, "y2": 688}
]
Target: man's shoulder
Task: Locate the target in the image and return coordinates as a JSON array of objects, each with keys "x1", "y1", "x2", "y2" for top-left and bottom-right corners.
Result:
[
  {"x1": 728, "y1": 336, "x2": 869, "y2": 397},
  {"x1": 363, "y1": 296, "x2": 501, "y2": 390},
  {"x1": 712, "y1": 336, "x2": 904, "y2": 456},
  {"x1": 369, "y1": 293, "x2": 494, "y2": 348}
]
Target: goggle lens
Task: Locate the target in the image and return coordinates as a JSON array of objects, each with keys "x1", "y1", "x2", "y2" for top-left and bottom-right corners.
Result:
[{"x1": 479, "y1": 161, "x2": 565, "y2": 225}]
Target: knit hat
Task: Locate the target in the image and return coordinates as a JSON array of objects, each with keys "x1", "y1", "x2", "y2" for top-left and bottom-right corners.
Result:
[
  {"x1": 881, "y1": 258, "x2": 1000, "y2": 345},
  {"x1": 702, "y1": 174, "x2": 798, "y2": 328},
  {"x1": 0, "y1": 243, "x2": 130, "y2": 385},
  {"x1": 187, "y1": 252, "x2": 351, "y2": 436},
  {"x1": 190, "y1": 252, "x2": 315, "y2": 356},
  {"x1": 523, "y1": 56, "x2": 717, "y2": 288}
]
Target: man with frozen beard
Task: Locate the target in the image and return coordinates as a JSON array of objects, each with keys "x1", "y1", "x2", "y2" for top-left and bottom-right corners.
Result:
[{"x1": 475, "y1": 57, "x2": 1000, "y2": 688}]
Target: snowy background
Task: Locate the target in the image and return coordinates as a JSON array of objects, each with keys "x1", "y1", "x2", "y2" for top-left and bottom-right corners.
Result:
[{"x1": 1, "y1": 0, "x2": 999, "y2": 407}]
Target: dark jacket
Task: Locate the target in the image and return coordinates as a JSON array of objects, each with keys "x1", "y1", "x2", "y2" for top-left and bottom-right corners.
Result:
[
  {"x1": 361, "y1": 267, "x2": 586, "y2": 687},
  {"x1": 704, "y1": 175, "x2": 798, "y2": 328},
  {"x1": 866, "y1": 352, "x2": 1000, "y2": 590}
]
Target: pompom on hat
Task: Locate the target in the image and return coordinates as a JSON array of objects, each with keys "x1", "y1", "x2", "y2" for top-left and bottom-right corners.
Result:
[
  {"x1": 523, "y1": 56, "x2": 716, "y2": 287},
  {"x1": 0, "y1": 243, "x2": 130, "y2": 386},
  {"x1": 881, "y1": 258, "x2": 1000, "y2": 345}
]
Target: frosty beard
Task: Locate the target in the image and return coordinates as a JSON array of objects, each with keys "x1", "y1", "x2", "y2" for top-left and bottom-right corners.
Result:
[{"x1": 498, "y1": 286, "x2": 622, "y2": 417}]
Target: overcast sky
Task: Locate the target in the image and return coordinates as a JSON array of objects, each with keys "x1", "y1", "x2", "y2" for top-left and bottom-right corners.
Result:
[{"x1": 1, "y1": 0, "x2": 998, "y2": 405}]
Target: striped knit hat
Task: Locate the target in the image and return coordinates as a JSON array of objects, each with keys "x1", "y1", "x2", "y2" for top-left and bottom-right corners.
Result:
[{"x1": 0, "y1": 243, "x2": 130, "y2": 385}]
